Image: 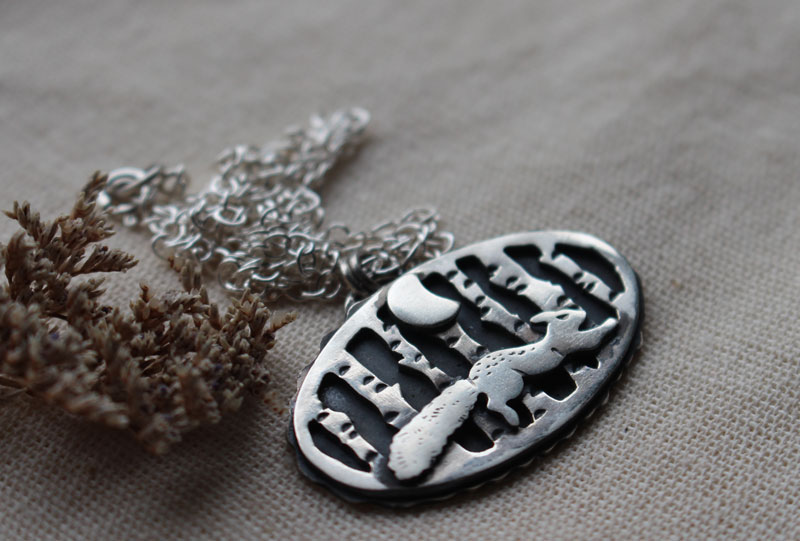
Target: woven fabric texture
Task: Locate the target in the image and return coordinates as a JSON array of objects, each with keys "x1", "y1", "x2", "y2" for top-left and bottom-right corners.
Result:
[{"x1": 1, "y1": 1, "x2": 798, "y2": 539}]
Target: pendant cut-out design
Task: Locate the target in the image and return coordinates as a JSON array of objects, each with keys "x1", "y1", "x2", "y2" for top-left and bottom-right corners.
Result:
[{"x1": 290, "y1": 231, "x2": 643, "y2": 505}]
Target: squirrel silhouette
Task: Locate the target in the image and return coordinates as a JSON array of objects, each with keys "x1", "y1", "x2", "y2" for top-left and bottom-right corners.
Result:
[{"x1": 387, "y1": 308, "x2": 617, "y2": 480}]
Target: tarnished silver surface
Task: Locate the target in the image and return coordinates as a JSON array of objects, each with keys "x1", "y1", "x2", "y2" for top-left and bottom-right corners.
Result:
[
  {"x1": 94, "y1": 108, "x2": 453, "y2": 302},
  {"x1": 388, "y1": 308, "x2": 617, "y2": 480},
  {"x1": 290, "y1": 231, "x2": 643, "y2": 505}
]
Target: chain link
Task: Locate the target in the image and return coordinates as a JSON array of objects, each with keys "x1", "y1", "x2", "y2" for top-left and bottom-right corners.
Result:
[{"x1": 94, "y1": 108, "x2": 453, "y2": 303}]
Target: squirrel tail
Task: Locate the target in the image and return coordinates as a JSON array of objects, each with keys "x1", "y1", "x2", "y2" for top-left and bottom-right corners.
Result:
[{"x1": 388, "y1": 379, "x2": 479, "y2": 481}]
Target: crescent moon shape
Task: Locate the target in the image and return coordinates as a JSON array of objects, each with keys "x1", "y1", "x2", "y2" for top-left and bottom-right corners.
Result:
[{"x1": 386, "y1": 273, "x2": 460, "y2": 328}]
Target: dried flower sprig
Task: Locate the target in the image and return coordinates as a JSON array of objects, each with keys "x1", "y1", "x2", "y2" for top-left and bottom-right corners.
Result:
[{"x1": 0, "y1": 173, "x2": 294, "y2": 453}]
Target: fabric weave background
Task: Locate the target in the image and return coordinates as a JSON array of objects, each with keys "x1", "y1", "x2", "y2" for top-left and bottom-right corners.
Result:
[{"x1": 1, "y1": 1, "x2": 798, "y2": 539}]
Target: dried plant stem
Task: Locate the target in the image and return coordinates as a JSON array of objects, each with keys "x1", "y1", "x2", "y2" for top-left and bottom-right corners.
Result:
[{"x1": 0, "y1": 173, "x2": 293, "y2": 453}]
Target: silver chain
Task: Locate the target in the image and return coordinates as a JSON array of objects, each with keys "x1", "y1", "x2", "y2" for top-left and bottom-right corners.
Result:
[{"x1": 94, "y1": 108, "x2": 453, "y2": 304}]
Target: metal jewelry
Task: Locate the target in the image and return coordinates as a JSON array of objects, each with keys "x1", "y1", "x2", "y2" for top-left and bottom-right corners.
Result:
[{"x1": 97, "y1": 109, "x2": 644, "y2": 506}]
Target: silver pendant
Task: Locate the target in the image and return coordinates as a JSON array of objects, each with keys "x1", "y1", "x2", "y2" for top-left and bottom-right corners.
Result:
[{"x1": 290, "y1": 231, "x2": 643, "y2": 505}]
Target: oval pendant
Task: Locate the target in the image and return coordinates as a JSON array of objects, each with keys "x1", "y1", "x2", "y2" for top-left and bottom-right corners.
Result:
[{"x1": 289, "y1": 231, "x2": 643, "y2": 505}]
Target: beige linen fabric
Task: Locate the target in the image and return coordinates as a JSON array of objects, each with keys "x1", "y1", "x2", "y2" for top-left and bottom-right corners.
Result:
[{"x1": 1, "y1": 1, "x2": 798, "y2": 539}]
